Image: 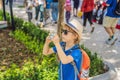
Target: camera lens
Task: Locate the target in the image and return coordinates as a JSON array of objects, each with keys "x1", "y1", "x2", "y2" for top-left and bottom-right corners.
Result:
[{"x1": 49, "y1": 32, "x2": 56, "y2": 39}]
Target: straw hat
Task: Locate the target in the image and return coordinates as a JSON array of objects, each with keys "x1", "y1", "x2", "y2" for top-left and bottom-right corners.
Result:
[{"x1": 62, "y1": 18, "x2": 83, "y2": 38}]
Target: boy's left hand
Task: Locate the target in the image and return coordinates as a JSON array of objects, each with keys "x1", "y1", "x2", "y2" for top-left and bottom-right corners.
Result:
[{"x1": 51, "y1": 34, "x2": 60, "y2": 45}]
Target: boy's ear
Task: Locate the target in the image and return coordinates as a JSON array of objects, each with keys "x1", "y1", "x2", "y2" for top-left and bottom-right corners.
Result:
[{"x1": 73, "y1": 34, "x2": 78, "y2": 40}]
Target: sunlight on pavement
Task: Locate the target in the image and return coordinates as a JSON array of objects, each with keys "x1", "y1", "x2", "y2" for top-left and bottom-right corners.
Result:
[
  {"x1": 92, "y1": 43, "x2": 97, "y2": 46},
  {"x1": 82, "y1": 36, "x2": 91, "y2": 40},
  {"x1": 115, "y1": 68, "x2": 120, "y2": 80}
]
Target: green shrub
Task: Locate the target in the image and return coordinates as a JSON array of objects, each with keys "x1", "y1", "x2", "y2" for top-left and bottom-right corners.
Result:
[
  {"x1": 21, "y1": 22, "x2": 48, "y2": 43},
  {"x1": 10, "y1": 30, "x2": 43, "y2": 54},
  {"x1": 0, "y1": 59, "x2": 58, "y2": 80}
]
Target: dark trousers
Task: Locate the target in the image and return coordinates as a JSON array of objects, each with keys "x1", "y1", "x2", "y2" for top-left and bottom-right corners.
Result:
[
  {"x1": 35, "y1": 5, "x2": 44, "y2": 22},
  {"x1": 6, "y1": 0, "x2": 13, "y2": 5},
  {"x1": 83, "y1": 10, "x2": 93, "y2": 26},
  {"x1": 65, "y1": 11, "x2": 71, "y2": 22},
  {"x1": 5, "y1": 0, "x2": 9, "y2": 5},
  {"x1": 27, "y1": 12, "x2": 32, "y2": 22}
]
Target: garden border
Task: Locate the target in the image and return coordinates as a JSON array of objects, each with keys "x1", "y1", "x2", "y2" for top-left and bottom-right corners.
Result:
[
  {"x1": 0, "y1": 21, "x2": 7, "y2": 29},
  {"x1": 89, "y1": 61, "x2": 117, "y2": 80}
]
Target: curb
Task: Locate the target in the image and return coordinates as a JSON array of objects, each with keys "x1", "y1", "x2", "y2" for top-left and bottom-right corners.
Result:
[
  {"x1": 89, "y1": 61, "x2": 117, "y2": 80},
  {"x1": 0, "y1": 21, "x2": 8, "y2": 29}
]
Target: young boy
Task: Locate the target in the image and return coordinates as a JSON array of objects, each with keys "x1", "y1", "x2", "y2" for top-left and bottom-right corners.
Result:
[{"x1": 43, "y1": 18, "x2": 83, "y2": 80}]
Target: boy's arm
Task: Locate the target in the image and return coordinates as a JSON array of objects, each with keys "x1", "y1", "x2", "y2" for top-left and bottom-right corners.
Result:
[
  {"x1": 55, "y1": 43, "x2": 74, "y2": 64},
  {"x1": 52, "y1": 35, "x2": 74, "y2": 64},
  {"x1": 43, "y1": 36, "x2": 54, "y2": 55}
]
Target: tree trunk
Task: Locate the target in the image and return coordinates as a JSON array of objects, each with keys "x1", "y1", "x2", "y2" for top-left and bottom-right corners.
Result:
[
  {"x1": 58, "y1": 0, "x2": 65, "y2": 40},
  {"x1": 9, "y1": 0, "x2": 15, "y2": 31},
  {"x1": 0, "y1": 0, "x2": 2, "y2": 9}
]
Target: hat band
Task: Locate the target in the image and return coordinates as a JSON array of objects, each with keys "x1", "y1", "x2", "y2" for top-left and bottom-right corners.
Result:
[{"x1": 67, "y1": 22, "x2": 79, "y2": 32}]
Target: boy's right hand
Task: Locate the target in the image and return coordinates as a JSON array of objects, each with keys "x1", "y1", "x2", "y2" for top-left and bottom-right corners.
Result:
[{"x1": 45, "y1": 36, "x2": 52, "y2": 44}]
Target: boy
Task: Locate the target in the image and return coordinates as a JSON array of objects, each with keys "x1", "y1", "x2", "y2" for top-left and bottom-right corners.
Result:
[{"x1": 43, "y1": 18, "x2": 83, "y2": 80}]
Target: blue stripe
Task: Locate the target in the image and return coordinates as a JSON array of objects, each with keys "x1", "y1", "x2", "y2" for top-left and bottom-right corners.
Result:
[{"x1": 67, "y1": 22, "x2": 78, "y2": 31}]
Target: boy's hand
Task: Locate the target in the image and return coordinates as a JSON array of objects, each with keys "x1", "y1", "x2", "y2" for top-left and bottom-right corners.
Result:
[
  {"x1": 45, "y1": 36, "x2": 52, "y2": 44},
  {"x1": 52, "y1": 34, "x2": 60, "y2": 45}
]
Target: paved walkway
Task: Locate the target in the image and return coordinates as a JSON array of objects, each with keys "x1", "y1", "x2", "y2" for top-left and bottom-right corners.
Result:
[{"x1": 3, "y1": 1, "x2": 120, "y2": 80}]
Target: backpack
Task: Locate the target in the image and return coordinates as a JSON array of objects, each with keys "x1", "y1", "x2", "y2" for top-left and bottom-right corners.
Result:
[
  {"x1": 70, "y1": 48, "x2": 90, "y2": 80},
  {"x1": 114, "y1": 0, "x2": 120, "y2": 16}
]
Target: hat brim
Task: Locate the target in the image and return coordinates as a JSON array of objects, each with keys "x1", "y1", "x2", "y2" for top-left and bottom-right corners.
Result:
[{"x1": 61, "y1": 22, "x2": 81, "y2": 37}]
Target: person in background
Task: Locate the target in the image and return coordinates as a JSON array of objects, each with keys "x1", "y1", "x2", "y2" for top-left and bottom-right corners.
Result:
[
  {"x1": 96, "y1": 5, "x2": 103, "y2": 24},
  {"x1": 26, "y1": 0, "x2": 33, "y2": 22},
  {"x1": 44, "y1": 0, "x2": 53, "y2": 25},
  {"x1": 92, "y1": 0, "x2": 101, "y2": 23},
  {"x1": 73, "y1": 0, "x2": 79, "y2": 17},
  {"x1": 103, "y1": 0, "x2": 120, "y2": 45},
  {"x1": 6, "y1": 0, "x2": 13, "y2": 5},
  {"x1": 64, "y1": 0, "x2": 71, "y2": 22},
  {"x1": 5, "y1": 0, "x2": 9, "y2": 5},
  {"x1": 97, "y1": 1, "x2": 107, "y2": 24},
  {"x1": 92, "y1": 5, "x2": 98, "y2": 23},
  {"x1": 34, "y1": 0, "x2": 46, "y2": 27},
  {"x1": 116, "y1": 19, "x2": 120, "y2": 42},
  {"x1": 51, "y1": 0, "x2": 58, "y2": 24},
  {"x1": 81, "y1": 0, "x2": 95, "y2": 33}
]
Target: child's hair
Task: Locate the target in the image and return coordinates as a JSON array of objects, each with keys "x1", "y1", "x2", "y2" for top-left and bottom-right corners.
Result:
[{"x1": 64, "y1": 24, "x2": 80, "y2": 44}]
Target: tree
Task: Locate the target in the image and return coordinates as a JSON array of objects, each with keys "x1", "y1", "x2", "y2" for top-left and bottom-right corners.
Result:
[
  {"x1": 58, "y1": 0, "x2": 65, "y2": 39},
  {"x1": 2, "y1": 0, "x2": 6, "y2": 21},
  {"x1": 9, "y1": 0, "x2": 15, "y2": 31}
]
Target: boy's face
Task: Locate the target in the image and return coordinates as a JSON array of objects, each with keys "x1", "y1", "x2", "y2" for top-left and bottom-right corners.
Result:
[{"x1": 61, "y1": 25, "x2": 77, "y2": 43}]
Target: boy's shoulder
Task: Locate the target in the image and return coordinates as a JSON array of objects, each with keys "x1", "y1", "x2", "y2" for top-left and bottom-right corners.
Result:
[
  {"x1": 70, "y1": 44, "x2": 82, "y2": 53},
  {"x1": 70, "y1": 48, "x2": 82, "y2": 58}
]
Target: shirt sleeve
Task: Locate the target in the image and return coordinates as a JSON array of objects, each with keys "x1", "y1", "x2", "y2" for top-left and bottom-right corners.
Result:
[{"x1": 52, "y1": 46, "x2": 57, "y2": 53}]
